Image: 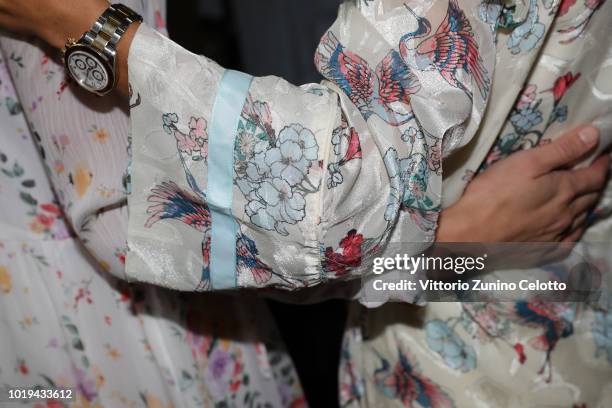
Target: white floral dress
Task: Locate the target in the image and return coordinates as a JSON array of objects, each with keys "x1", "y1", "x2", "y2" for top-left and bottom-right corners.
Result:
[
  {"x1": 123, "y1": 0, "x2": 612, "y2": 407},
  {"x1": 0, "y1": 1, "x2": 305, "y2": 407},
  {"x1": 341, "y1": 0, "x2": 612, "y2": 407}
]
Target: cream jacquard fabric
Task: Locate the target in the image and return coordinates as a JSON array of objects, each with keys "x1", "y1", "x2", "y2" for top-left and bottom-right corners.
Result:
[
  {"x1": 341, "y1": 1, "x2": 612, "y2": 407},
  {"x1": 126, "y1": 0, "x2": 497, "y2": 292}
]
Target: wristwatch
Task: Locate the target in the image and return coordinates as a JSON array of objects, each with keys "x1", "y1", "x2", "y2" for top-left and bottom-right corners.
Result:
[{"x1": 62, "y1": 4, "x2": 142, "y2": 96}]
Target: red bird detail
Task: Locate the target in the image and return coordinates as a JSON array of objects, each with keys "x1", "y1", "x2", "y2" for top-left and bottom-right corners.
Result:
[
  {"x1": 374, "y1": 347, "x2": 454, "y2": 408},
  {"x1": 341, "y1": 128, "x2": 362, "y2": 164},
  {"x1": 513, "y1": 300, "x2": 574, "y2": 382},
  {"x1": 316, "y1": 32, "x2": 421, "y2": 126},
  {"x1": 544, "y1": 72, "x2": 581, "y2": 103},
  {"x1": 145, "y1": 181, "x2": 275, "y2": 288},
  {"x1": 407, "y1": 0, "x2": 491, "y2": 101},
  {"x1": 145, "y1": 181, "x2": 211, "y2": 231},
  {"x1": 323, "y1": 229, "x2": 364, "y2": 276}
]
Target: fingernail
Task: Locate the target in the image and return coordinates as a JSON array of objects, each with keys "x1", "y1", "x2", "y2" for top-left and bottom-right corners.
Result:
[{"x1": 579, "y1": 127, "x2": 599, "y2": 146}]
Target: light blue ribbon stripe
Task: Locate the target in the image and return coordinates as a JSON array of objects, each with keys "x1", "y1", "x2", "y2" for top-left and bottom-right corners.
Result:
[{"x1": 207, "y1": 70, "x2": 253, "y2": 290}]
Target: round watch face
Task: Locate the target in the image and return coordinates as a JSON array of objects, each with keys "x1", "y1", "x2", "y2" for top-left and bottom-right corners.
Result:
[{"x1": 65, "y1": 47, "x2": 113, "y2": 94}]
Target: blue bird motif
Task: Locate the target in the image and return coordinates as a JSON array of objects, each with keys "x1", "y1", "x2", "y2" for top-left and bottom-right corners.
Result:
[
  {"x1": 513, "y1": 300, "x2": 574, "y2": 382},
  {"x1": 145, "y1": 181, "x2": 277, "y2": 289},
  {"x1": 315, "y1": 31, "x2": 421, "y2": 126},
  {"x1": 401, "y1": 0, "x2": 491, "y2": 101},
  {"x1": 374, "y1": 347, "x2": 454, "y2": 407}
]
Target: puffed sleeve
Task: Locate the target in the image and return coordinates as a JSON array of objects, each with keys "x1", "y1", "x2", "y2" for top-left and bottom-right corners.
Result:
[{"x1": 126, "y1": 0, "x2": 497, "y2": 293}]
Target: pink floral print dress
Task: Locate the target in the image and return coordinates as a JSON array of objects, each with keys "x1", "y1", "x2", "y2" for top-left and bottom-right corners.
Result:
[{"x1": 0, "y1": 1, "x2": 305, "y2": 407}]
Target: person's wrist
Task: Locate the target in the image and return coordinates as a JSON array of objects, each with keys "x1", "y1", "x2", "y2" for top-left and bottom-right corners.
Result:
[
  {"x1": 436, "y1": 205, "x2": 463, "y2": 242},
  {"x1": 116, "y1": 20, "x2": 140, "y2": 96},
  {"x1": 37, "y1": 0, "x2": 109, "y2": 49},
  {"x1": 436, "y1": 201, "x2": 486, "y2": 242}
]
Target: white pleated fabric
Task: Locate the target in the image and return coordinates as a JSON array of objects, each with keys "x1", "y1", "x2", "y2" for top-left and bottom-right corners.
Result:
[{"x1": 0, "y1": 1, "x2": 306, "y2": 406}]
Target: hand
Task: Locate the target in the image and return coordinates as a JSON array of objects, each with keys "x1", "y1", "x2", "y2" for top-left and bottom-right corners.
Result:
[
  {"x1": 437, "y1": 126, "x2": 610, "y2": 242},
  {"x1": 0, "y1": 0, "x2": 135, "y2": 96},
  {"x1": 0, "y1": 0, "x2": 109, "y2": 49}
]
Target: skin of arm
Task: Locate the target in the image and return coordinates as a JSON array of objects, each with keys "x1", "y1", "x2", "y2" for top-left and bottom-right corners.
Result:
[{"x1": 114, "y1": 22, "x2": 138, "y2": 97}]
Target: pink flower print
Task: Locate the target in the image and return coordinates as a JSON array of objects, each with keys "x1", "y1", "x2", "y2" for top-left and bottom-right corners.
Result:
[
  {"x1": 196, "y1": 142, "x2": 208, "y2": 161},
  {"x1": 189, "y1": 117, "x2": 208, "y2": 140},
  {"x1": 173, "y1": 129, "x2": 197, "y2": 154},
  {"x1": 242, "y1": 97, "x2": 275, "y2": 136},
  {"x1": 188, "y1": 117, "x2": 209, "y2": 160},
  {"x1": 585, "y1": 0, "x2": 604, "y2": 10},
  {"x1": 36, "y1": 213, "x2": 55, "y2": 229},
  {"x1": 186, "y1": 331, "x2": 212, "y2": 358},
  {"x1": 516, "y1": 84, "x2": 537, "y2": 110},
  {"x1": 155, "y1": 10, "x2": 166, "y2": 30},
  {"x1": 52, "y1": 134, "x2": 70, "y2": 153}
]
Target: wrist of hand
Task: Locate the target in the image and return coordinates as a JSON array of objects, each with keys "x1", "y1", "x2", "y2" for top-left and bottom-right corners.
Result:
[
  {"x1": 436, "y1": 204, "x2": 471, "y2": 242},
  {"x1": 37, "y1": 0, "x2": 108, "y2": 48}
]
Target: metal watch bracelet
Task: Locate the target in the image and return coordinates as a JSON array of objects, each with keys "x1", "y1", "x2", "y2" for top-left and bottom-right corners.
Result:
[{"x1": 80, "y1": 4, "x2": 143, "y2": 58}]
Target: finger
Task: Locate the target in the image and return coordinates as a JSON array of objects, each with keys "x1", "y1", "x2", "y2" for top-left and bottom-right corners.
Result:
[
  {"x1": 569, "y1": 212, "x2": 588, "y2": 233},
  {"x1": 566, "y1": 154, "x2": 610, "y2": 196},
  {"x1": 529, "y1": 126, "x2": 599, "y2": 175},
  {"x1": 560, "y1": 209, "x2": 591, "y2": 243},
  {"x1": 569, "y1": 193, "x2": 601, "y2": 216},
  {"x1": 562, "y1": 226, "x2": 585, "y2": 243}
]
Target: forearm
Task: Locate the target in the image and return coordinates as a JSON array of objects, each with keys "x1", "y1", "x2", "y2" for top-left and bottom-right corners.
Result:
[{"x1": 116, "y1": 22, "x2": 139, "y2": 97}]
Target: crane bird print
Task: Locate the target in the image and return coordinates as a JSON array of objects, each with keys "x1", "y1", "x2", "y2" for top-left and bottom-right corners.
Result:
[
  {"x1": 401, "y1": 0, "x2": 491, "y2": 101},
  {"x1": 316, "y1": 0, "x2": 490, "y2": 129},
  {"x1": 315, "y1": 31, "x2": 421, "y2": 126},
  {"x1": 513, "y1": 300, "x2": 574, "y2": 383},
  {"x1": 145, "y1": 181, "x2": 276, "y2": 290},
  {"x1": 374, "y1": 347, "x2": 454, "y2": 408}
]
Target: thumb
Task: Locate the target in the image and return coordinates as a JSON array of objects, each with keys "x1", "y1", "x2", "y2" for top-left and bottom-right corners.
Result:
[{"x1": 530, "y1": 126, "x2": 599, "y2": 175}]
